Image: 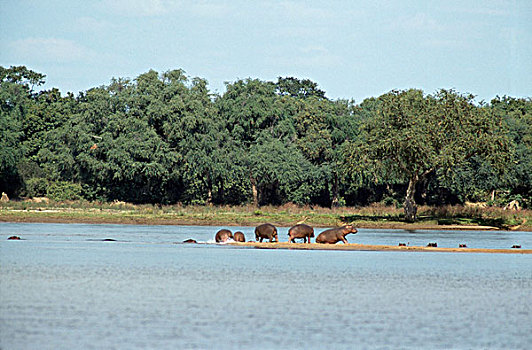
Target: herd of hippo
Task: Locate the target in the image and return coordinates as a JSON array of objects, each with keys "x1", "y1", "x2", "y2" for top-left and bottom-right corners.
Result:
[{"x1": 214, "y1": 223, "x2": 358, "y2": 244}]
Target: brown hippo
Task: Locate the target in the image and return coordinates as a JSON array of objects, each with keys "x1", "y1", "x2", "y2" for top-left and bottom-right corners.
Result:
[
  {"x1": 233, "y1": 231, "x2": 246, "y2": 242},
  {"x1": 215, "y1": 229, "x2": 233, "y2": 243},
  {"x1": 315, "y1": 225, "x2": 357, "y2": 244},
  {"x1": 255, "y1": 223, "x2": 278, "y2": 243},
  {"x1": 288, "y1": 224, "x2": 314, "y2": 243}
]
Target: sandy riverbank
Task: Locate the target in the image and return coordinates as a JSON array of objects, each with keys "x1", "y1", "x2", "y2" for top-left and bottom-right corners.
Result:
[
  {"x1": 1, "y1": 203, "x2": 530, "y2": 231},
  {"x1": 230, "y1": 241, "x2": 532, "y2": 254},
  {"x1": 1, "y1": 213, "x2": 525, "y2": 231}
]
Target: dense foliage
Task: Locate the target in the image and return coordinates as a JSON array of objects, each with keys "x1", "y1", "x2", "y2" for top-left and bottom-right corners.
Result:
[{"x1": 2, "y1": 66, "x2": 531, "y2": 218}]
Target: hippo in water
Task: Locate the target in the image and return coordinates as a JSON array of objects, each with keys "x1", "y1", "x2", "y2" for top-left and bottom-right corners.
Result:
[
  {"x1": 233, "y1": 231, "x2": 246, "y2": 242},
  {"x1": 255, "y1": 223, "x2": 278, "y2": 243},
  {"x1": 288, "y1": 224, "x2": 314, "y2": 243},
  {"x1": 215, "y1": 229, "x2": 233, "y2": 243},
  {"x1": 315, "y1": 225, "x2": 357, "y2": 244}
]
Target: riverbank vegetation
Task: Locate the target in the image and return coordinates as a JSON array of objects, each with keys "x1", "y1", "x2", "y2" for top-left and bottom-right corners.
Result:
[
  {"x1": 1, "y1": 200, "x2": 530, "y2": 231},
  {"x1": 1, "y1": 66, "x2": 531, "y2": 223}
]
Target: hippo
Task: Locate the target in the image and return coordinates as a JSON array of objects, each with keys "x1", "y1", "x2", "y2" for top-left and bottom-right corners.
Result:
[
  {"x1": 7, "y1": 236, "x2": 21, "y2": 240},
  {"x1": 315, "y1": 225, "x2": 357, "y2": 244},
  {"x1": 215, "y1": 229, "x2": 233, "y2": 243},
  {"x1": 288, "y1": 224, "x2": 314, "y2": 243},
  {"x1": 183, "y1": 239, "x2": 198, "y2": 244},
  {"x1": 255, "y1": 223, "x2": 278, "y2": 243},
  {"x1": 233, "y1": 231, "x2": 246, "y2": 242}
]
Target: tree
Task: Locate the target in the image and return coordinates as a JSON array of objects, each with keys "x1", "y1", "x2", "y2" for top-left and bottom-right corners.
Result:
[
  {"x1": 345, "y1": 89, "x2": 511, "y2": 221},
  {"x1": 276, "y1": 77, "x2": 326, "y2": 99},
  {"x1": 293, "y1": 96, "x2": 357, "y2": 206},
  {"x1": 0, "y1": 66, "x2": 45, "y2": 195},
  {"x1": 216, "y1": 79, "x2": 284, "y2": 206},
  {"x1": 491, "y1": 96, "x2": 532, "y2": 207}
]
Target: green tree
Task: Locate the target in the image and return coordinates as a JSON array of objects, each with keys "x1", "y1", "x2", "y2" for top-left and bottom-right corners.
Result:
[
  {"x1": 492, "y1": 96, "x2": 532, "y2": 206},
  {"x1": 345, "y1": 89, "x2": 511, "y2": 221},
  {"x1": 293, "y1": 96, "x2": 357, "y2": 206},
  {"x1": 276, "y1": 77, "x2": 326, "y2": 99},
  {"x1": 0, "y1": 66, "x2": 45, "y2": 195},
  {"x1": 216, "y1": 79, "x2": 284, "y2": 206}
]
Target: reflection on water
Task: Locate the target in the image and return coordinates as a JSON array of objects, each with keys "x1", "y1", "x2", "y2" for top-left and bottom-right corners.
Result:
[{"x1": 1, "y1": 223, "x2": 531, "y2": 349}]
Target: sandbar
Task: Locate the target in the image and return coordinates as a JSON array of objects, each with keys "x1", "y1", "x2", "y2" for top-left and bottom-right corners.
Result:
[{"x1": 229, "y1": 242, "x2": 532, "y2": 254}]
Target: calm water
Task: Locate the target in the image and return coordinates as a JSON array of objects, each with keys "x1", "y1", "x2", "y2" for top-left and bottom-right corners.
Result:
[{"x1": 1, "y1": 223, "x2": 531, "y2": 349}]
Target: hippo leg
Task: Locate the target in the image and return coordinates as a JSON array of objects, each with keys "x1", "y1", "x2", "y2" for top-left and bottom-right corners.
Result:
[
  {"x1": 259, "y1": 237, "x2": 264, "y2": 243},
  {"x1": 341, "y1": 237, "x2": 348, "y2": 244}
]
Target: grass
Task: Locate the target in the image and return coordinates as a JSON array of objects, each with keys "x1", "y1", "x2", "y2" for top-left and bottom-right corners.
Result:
[{"x1": 0, "y1": 200, "x2": 531, "y2": 230}]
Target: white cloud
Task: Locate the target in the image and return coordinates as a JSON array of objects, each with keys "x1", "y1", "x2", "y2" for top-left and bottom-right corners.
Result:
[
  {"x1": 76, "y1": 16, "x2": 114, "y2": 32},
  {"x1": 9, "y1": 38, "x2": 95, "y2": 63},
  {"x1": 299, "y1": 46, "x2": 343, "y2": 67},
  {"x1": 438, "y1": 1, "x2": 513, "y2": 17},
  {"x1": 188, "y1": 2, "x2": 231, "y2": 18},
  {"x1": 95, "y1": 0, "x2": 233, "y2": 18},
  {"x1": 97, "y1": 0, "x2": 179, "y2": 17},
  {"x1": 278, "y1": 1, "x2": 335, "y2": 21},
  {"x1": 391, "y1": 12, "x2": 444, "y2": 33},
  {"x1": 268, "y1": 45, "x2": 343, "y2": 70}
]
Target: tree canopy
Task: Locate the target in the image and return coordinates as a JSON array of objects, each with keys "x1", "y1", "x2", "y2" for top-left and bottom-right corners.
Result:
[
  {"x1": 1, "y1": 65, "x2": 529, "y2": 219},
  {"x1": 344, "y1": 89, "x2": 511, "y2": 221}
]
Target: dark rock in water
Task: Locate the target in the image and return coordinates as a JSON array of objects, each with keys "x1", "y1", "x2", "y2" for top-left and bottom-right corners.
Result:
[
  {"x1": 427, "y1": 242, "x2": 438, "y2": 247},
  {"x1": 8, "y1": 236, "x2": 21, "y2": 240},
  {"x1": 459, "y1": 244, "x2": 467, "y2": 248},
  {"x1": 511, "y1": 245, "x2": 521, "y2": 249},
  {"x1": 183, "y1": 239, "x2": 197, "y2": 244},
  {"x1": 101, "y1": 238, "x2": 117, "y2": 242}
]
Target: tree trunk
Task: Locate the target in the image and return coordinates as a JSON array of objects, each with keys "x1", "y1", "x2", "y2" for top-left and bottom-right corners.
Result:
[
  {"x1": 403, "y1": 174, "x2": 418, "y2": 222},
  {"x1": 250, "y1": 175, "x2": 258, "y2": 207},
  {"x1": 331, "y1": 172, "x2": 339, "y2": 208},
  {"x1": 206, "y1": 176, "x2": 213, "y2": 206},
  {"x1": 206, "y1": 188, "x2": 213, "y2": 206}
]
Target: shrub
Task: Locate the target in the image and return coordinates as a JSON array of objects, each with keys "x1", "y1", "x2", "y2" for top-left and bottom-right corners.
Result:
[
  {"x1": 47, "y1": 181, "x2": 84, "y2": 201},
  {"x1": 25, "y1": 178, "x2": 49, "y2": 197}
]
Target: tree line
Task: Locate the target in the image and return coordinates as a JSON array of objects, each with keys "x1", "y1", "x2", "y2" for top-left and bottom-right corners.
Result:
[{"x1": 1, "y1": 66, "x2": 531, "y2": 221}]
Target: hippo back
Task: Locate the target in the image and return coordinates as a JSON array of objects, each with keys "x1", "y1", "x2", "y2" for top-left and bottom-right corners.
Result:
[{"x1": 255, "y1": 223, "x2": 278, "y2": 240}]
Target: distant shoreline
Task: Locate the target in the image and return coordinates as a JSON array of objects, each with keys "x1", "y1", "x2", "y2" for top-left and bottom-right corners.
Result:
[
  {"x1": 1, "y1": 201, "x2": 531, "y2": 231},
  {"x1": 1, "y1": 211, "x2": 530, "y2": 231}
]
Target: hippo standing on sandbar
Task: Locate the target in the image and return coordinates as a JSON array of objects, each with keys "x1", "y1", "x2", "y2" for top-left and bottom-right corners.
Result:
[
  {"x1": 255, "y1": 223, "x2": 278, "y2": 243},
  {"x1": 315, "y1": 225, "x2": 357, "y2": 244},
  {"x1": 215, "y1": 229, "x2": 233, "y2": 243},
  {"x1": 288, "y1": 224, "x2": 314, "y2": 243}
]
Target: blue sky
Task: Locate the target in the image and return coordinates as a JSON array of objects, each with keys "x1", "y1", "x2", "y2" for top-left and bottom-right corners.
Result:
[{"x1": 1, "y1": 0, "x2": 531, "y2": 102}]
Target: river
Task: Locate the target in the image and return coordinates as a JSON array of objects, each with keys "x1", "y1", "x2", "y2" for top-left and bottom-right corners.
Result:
[{"x1": 1, "y1": 223, "x2": 531, "y2": 349}]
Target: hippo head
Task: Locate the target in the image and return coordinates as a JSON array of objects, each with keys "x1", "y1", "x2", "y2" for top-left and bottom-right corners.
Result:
[{"x1": 343, "y1": 225, "x2": 358, "y2": 235}]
